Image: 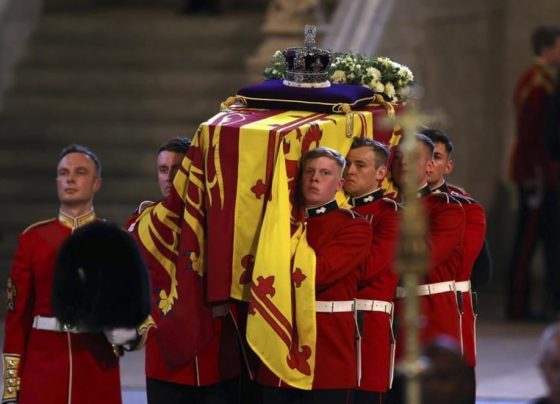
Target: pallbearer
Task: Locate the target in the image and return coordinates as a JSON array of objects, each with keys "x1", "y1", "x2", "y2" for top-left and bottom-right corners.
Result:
[{"x1": 344, "y1": 138, "x2": 400, "y2": 402}]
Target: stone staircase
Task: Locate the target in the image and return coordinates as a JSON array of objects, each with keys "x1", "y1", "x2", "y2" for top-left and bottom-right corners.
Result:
[{"x1": 0, "y1": 5, "x2": 265, "y2": 289}]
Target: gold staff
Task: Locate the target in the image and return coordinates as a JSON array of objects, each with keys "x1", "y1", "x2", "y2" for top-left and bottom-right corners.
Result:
[{"x1": 393, "y1": 105, "x2": 434, "y2": 404}]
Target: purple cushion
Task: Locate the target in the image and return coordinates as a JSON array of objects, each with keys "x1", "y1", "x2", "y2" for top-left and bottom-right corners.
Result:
[{"x1": 237, "y1": 80, "x2": 375, "y2": 113}]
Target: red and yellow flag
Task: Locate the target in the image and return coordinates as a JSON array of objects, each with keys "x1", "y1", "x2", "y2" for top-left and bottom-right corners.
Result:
[{"x1": 246, "y1": 145, "x2": 317, "y2": 389}]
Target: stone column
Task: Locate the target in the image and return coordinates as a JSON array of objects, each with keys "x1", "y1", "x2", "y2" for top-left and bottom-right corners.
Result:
[{"x1": 0, "y1": 0, "x2": 43, "y2": 109}]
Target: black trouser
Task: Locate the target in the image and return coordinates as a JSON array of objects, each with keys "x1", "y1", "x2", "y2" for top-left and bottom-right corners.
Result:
[
  {"x1": 353, "y1": 390, "x2": 384, "y2": 403},
  {"x1": 146, "y1": 377, "x2": 239, "y2": 404},
  {"x1": 262, "y1": 385, "x2": 352, "y2": 404},
  {"x1": 507, "y1": 185, "x2": 560, "y2": 318}
]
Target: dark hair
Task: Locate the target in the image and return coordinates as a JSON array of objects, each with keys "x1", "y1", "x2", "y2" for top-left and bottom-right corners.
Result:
[
  {"x1": 532, "y1": 26, "x2": 560, "y2": 56},
  {"x1": 301, "y1": 146, "x2": 346, "y2": 172},
  {"x1": 415, "y1": 133, "x2": 435, "y2": 157},
  {"x1": 59, "y1": 144, "x2": 102, "y2": 178},
  {"x1": 157, "y1": 137, "x2": 191, "y2": 155},
  {"x1": 420, "y1": 128, "x2": 453, "y2": 154},
  {"x1": 350, "y1": 137, "x2": 390, "y2": 167}
]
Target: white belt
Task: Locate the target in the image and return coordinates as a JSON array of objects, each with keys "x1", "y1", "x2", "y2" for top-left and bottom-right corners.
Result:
[
  {"x1": 315, "y1": 300, "x2": 355, "y2": 313},
  {"x1": 395, "y1": 281, "x2": 455, "y2": 298},
  {"x1": 455, "y1": 280, "x2": 471, "y2": 293},
  {"x1": 32, "y1": 316, "x2": 83, "y2": 333},
  {"x1": 355, "y1": 299, "x2": 393, "y2": 315},
  {"x1": 212, "y1": 304, "x2": 230, "y2": 318}
]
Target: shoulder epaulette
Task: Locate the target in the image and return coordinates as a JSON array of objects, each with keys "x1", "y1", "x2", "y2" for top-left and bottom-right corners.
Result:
[
  {"x1": 449, "y1": 190, "x2": 477, "y2": 205},
  {"x1": 447, "y1": 183, "x2": 468, "y2": 195},
  {"x1": 382, "y1": 197, "x2": 400, "y2": 211},
  {"x1": 22, "y1": 218, "x2": 57, "y2": 234},
  {"x1": 137, "y1": 200, "x2": 155, "y2": 214},
  {"x1": 431, "y1": 190, "x2": 462, "y2": 205}
]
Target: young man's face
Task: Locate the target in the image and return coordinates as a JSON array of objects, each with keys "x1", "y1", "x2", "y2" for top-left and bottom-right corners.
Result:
[
  {"x1": 301, "y1": 156, "x2": 344, "y2": 207},
  {"x1": 427, "y1": 142, "x2": 454, "y2": 188},
  {"x1": 391, "y1": 141, "x2": 433, "y2": 188},
  {"x1": 343, "y1": 146, "x2": 386, "y2": 197},
  {"x1": 157, "y1": 151, "x2": 184, "y2": 198},
  {"x1": 56, "y1": 152, "x2": 101, "y2": 209}
]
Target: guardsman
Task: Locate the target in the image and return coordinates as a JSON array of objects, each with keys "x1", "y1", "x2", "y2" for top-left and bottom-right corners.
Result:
[
  {"x1": 2, "y1": 144, "x2": 126, "y2": 404},
  {"x1": 508, "y1": 26, "x2": 560, "y2": 320},
  {"x1": 344, "y1": 138, "x2": 400, "y2": 402},
  {"x1": 257, "y1": 147, "x2": 371, "y2": 403},
  {"x1": 126, "y1": 137, "x2": 243, "y2": 404},
  {"x1": 391, "y1": 134, "x2": 465, "y2": 355},
  {"x1": 423, "y1": 128, "x2": 486, "y2": 399}
]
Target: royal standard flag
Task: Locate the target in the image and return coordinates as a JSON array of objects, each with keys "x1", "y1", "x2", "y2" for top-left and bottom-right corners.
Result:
[{"x1": 246, "y1": 144, "x2": 317, "y2": 389}]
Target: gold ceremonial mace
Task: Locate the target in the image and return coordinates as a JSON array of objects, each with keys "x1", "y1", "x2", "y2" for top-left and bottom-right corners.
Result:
[{"x1": 394, "y1": 105, "x2": 432, "y2": 404}]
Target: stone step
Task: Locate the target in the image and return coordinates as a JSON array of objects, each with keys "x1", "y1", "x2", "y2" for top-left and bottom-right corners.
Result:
[
  {"x1": 12, "y1": 68, "x2": 248, "y2": 97},
  {"x1": 34, "y1": 9, "x2": 262, "y2": 47},
  {"x1": 0, "y1": 93, "x2": 225, "y2": 124},
  {"x1": 0, "y1": 122, "x2": 199, "y2": 147},
  {"x1": 22, "y1": 44, "x2": 254, "y2": 71}
]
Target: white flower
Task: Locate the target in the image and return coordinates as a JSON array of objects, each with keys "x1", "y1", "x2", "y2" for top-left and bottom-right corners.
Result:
[
  {"x1": 347, "y1": 73, "x2": 355, "y2": 81},
  {"x1": 365, "y1": 67, "x2": 381, "y2": 82},
  {"x1": 273, "y1": 50, "x2": 282, "y2": 58},
  {"x1": 399, "y1": 65, "x2": 414, "y2": 82},
  {"x1": 377, "y1": 57, "x2": 392, "y2": 67},
  {"x1": 385, "y1": 82, "x2": 396, "y2": 98},
  {"x1": 330, "y1": 70, "x2": 346, "y2": 83},
  {"x1": 375, "y1": 82, "x2": 385, "y2": 93}
]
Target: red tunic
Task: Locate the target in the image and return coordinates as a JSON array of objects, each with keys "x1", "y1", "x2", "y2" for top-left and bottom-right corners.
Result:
[
  {"x1": 396, "y1": 188, "x2": 465, "y2": 359},
  {"x1": 257, "y1": 203, "x2": 372, "y2": 389},
  {"x1": 350, "y1": 190, "x2": 399, "y2": 392},
  {"x1": 438, "y1": 183, "x2": 486, "y2": 366},
  {"x1": 127, "y1": 205, "x2": 242, "y2": 387},
  {"x1": 510, "y1": 61, "x2": 558, "y2": 186},
  {"x1": 3, "y1": 213, "x2": 121, "y2": 404}
]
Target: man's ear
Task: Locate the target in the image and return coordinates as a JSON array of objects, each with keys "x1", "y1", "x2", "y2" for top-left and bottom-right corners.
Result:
[
  {"x1": 93, "y1": 178, "x2": 102, "y2": 193},
  {"x1": 376, "y1": 165, "x2": 388, "y2": 182},
  {"x1": 337, "y1": 177, "x2": 345, "y2": 192},
  {"x1": 445, "y1": 159, "x2": 454, "y2": 175}
]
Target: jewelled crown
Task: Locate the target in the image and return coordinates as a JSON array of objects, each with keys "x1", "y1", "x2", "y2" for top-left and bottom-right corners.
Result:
[{"x1": 282, "y1": 25, "x2": 332, "y2": 88}]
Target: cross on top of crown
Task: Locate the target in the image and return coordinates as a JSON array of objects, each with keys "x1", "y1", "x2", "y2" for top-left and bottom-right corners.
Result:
[{"x1": 304, "y1": 25, "x2": 317, "y2": 49}]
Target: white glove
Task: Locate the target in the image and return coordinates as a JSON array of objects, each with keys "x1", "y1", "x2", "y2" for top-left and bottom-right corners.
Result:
[{"x1": 103, "y1": 328, "x2": 138, "y2": 347}]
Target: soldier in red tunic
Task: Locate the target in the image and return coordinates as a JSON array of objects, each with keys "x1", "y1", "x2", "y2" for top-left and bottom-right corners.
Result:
[
  {"x1": 391, "y1": 134, "x2": 465, "y2": 356},
  {"x1": 343, "y1": 138, "x2": 399, "y2": 401},
  {"x1": 423, "y1": 128, "x2": 487, "y2": 400},
  {"x1": 258, "y1": 147, "x2": 371, "y2": 403},
  {"x1": 2, "y1": 144, "x2": 123, "y2": 404},
  {"x1": 126, "y1": 137, "x2": 242, "y2": 404},
  {"x1": 508, "y1": 26, "x2": 560, "y2": 320}
]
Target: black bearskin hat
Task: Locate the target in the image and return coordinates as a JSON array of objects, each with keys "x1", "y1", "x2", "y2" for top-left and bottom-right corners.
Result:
[{"x1": 52, "y1": 221, "x2": 151, "y2": 331}]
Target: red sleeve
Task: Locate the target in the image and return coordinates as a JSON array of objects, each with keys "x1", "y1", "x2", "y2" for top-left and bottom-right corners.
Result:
[
  {"x1": 314, "y1": 218, "x2": 372, "y2": 290},
  {"x1": 3, "y1": 233, "x2": 35, "y2": 362},
  {"x1": 360, "y1": 207, "x2": 399, "y2": 286},
  {"x1": 518, "y1": 88, "x2": 549, "y2": 163},
  {"x1": 427, "y1": 201, "x2": 465, "y2": 268},
  {"x1": 462, "y1": 203, "x2": 486, "y2": 276}
]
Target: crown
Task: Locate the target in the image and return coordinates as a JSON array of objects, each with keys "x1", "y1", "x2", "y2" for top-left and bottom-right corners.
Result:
[{"x1": 282, "y1": 25, "x2": 331, "y2": 88}]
